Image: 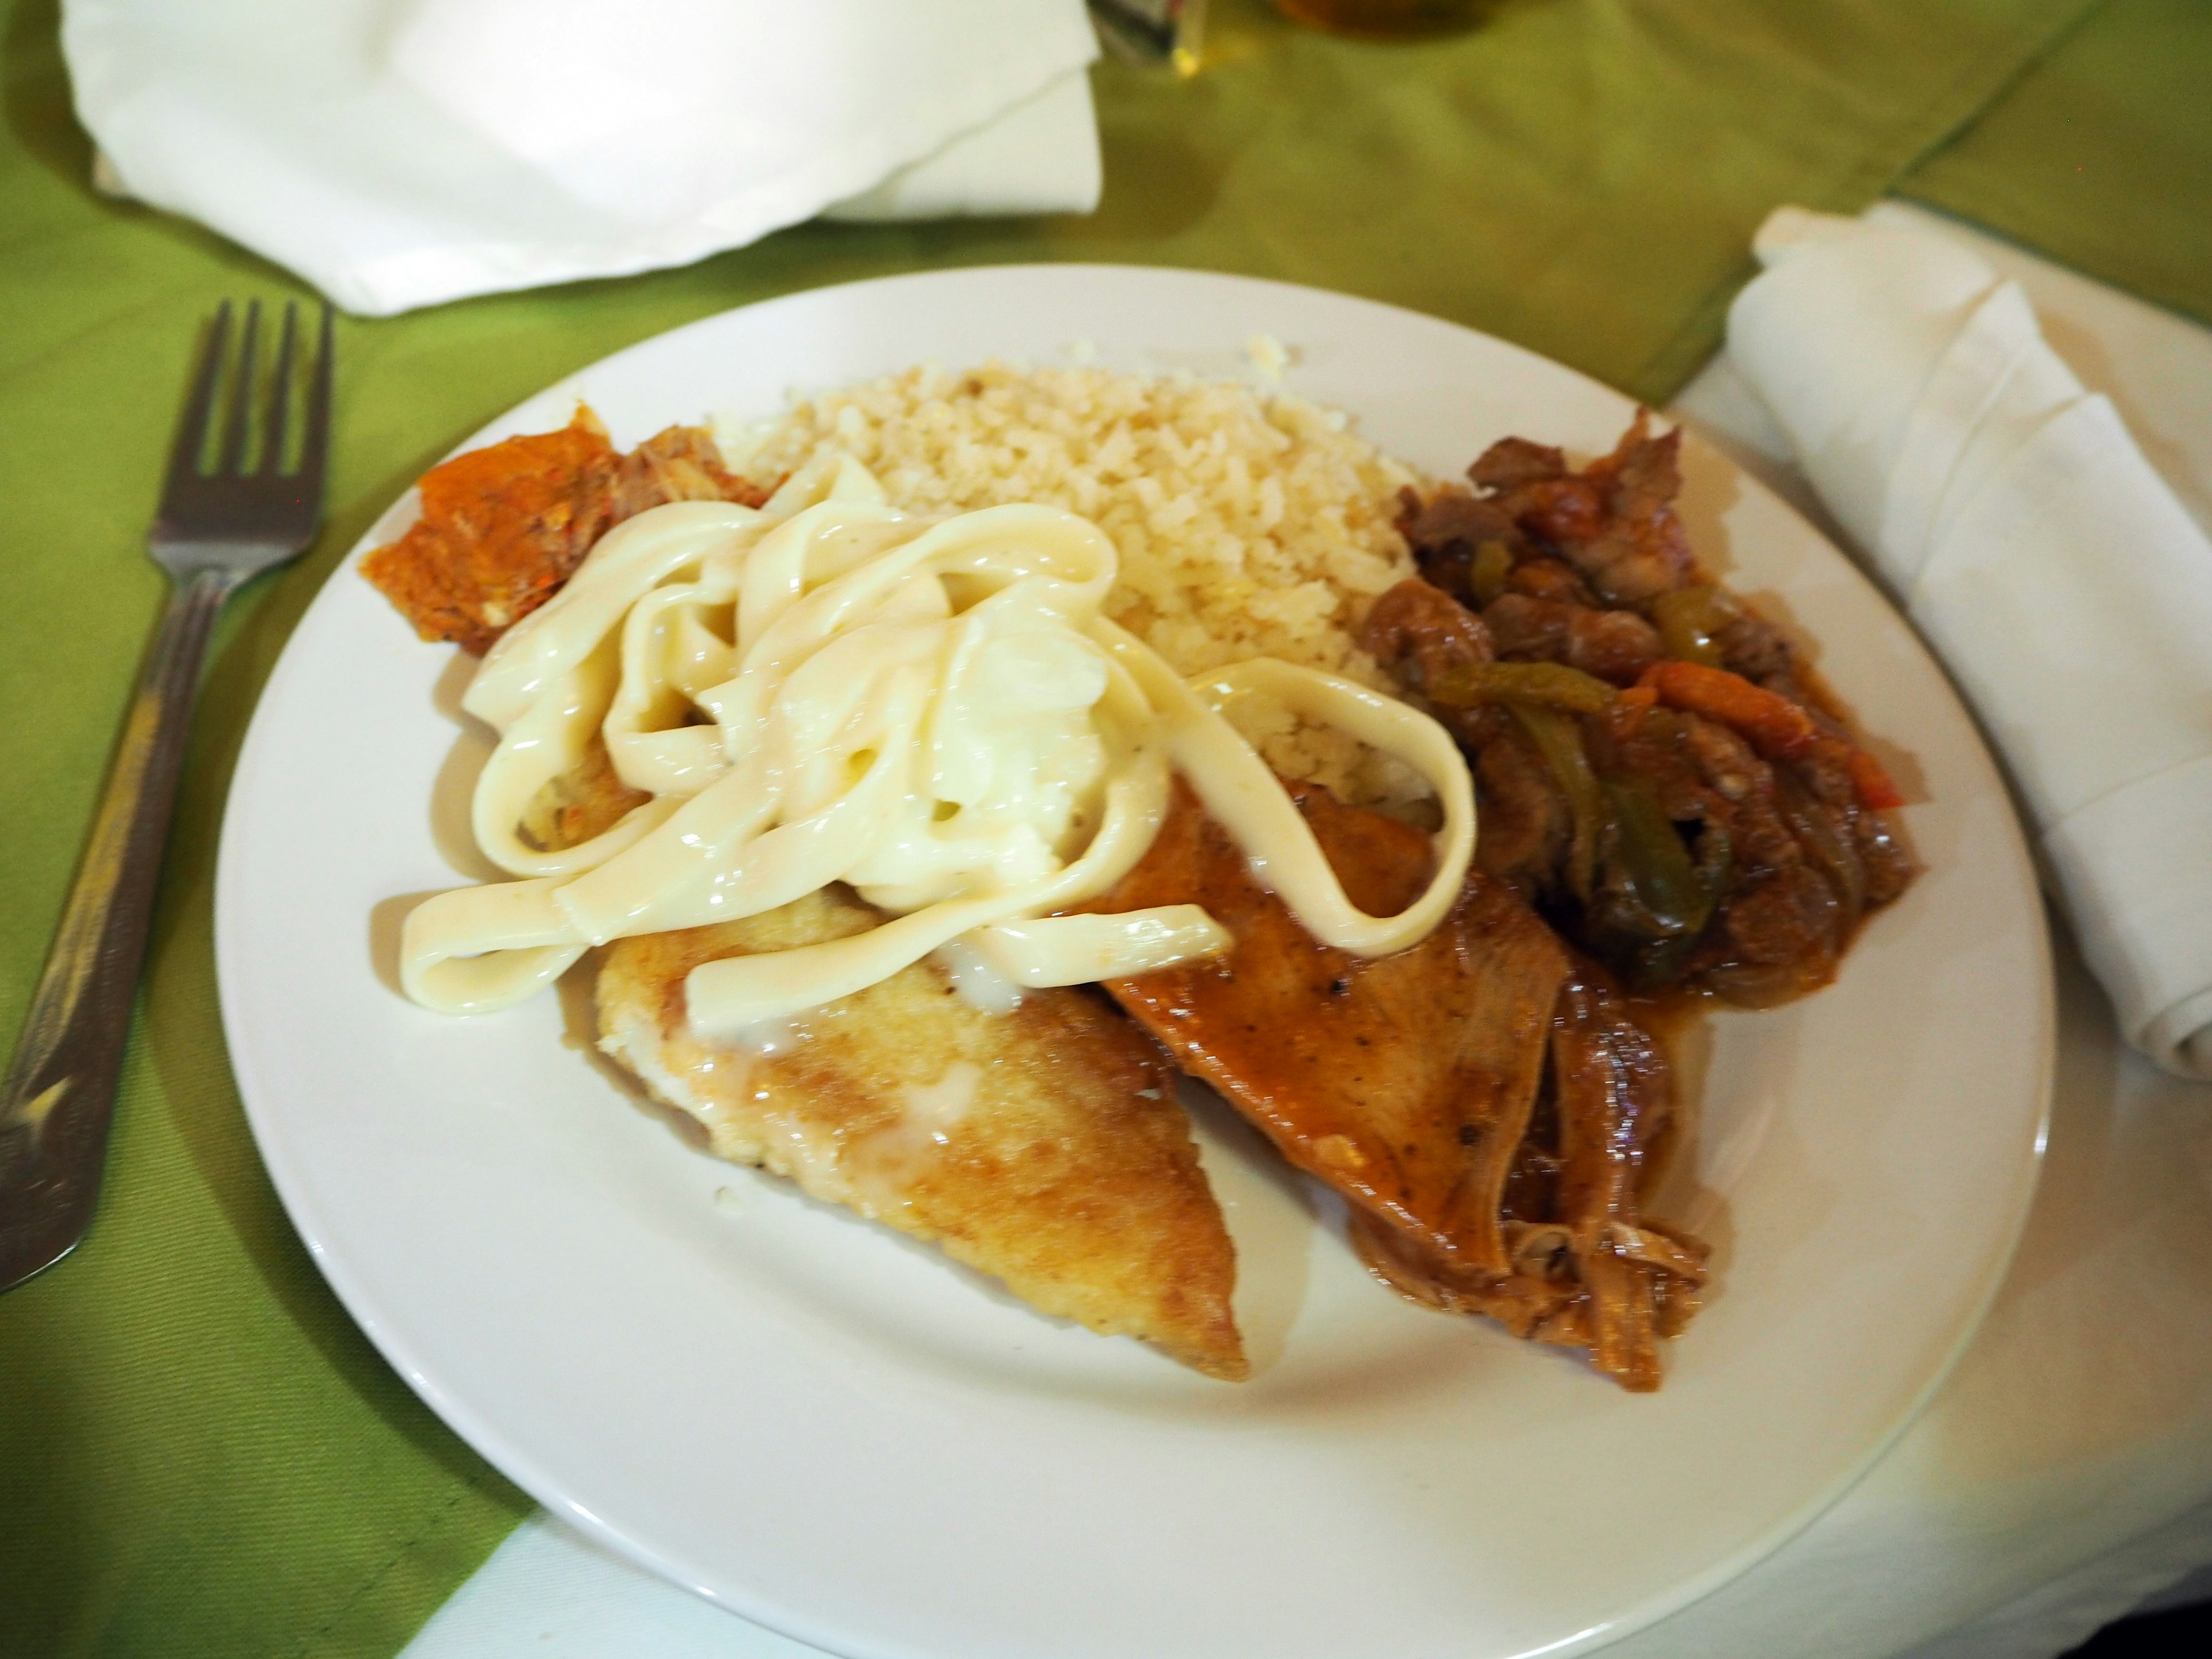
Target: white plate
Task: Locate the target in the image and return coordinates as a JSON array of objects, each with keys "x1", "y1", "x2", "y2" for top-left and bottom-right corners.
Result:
[{"x1": 216, "y1": 267, "x2": 2052, "y2": 1659}]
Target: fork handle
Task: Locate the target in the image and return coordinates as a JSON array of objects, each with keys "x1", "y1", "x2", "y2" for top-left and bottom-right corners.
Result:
[{"x1": 0, "y1": 566, "x2": 237, "y2": 1290}]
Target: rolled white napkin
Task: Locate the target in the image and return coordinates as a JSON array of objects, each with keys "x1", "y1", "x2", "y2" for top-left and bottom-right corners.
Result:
[
  {"x1": 62, "y1": 0, "x2": 1101, "y2": 315},
  {"x1": 1729, "y1": 207, "x2": 2212, "y2": 1082}
]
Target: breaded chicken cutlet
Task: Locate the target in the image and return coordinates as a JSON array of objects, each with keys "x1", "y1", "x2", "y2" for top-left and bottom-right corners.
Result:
[{"x1": 597, "y1": 888, "x2": 1247, "y2": 1380}]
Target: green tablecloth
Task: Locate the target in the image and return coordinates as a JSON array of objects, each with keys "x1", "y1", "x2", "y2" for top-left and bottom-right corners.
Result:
[
  {"x1": 1897, "y1": 0, "x2": 2212, "y2": 330},
  {"x1": 3, "y1": 1, "x2": 2206, "y2": 1654}
]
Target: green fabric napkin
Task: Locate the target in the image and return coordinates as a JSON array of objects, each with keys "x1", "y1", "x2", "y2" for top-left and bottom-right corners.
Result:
[{"x1": 1, "y1": 1, "x2": 2199, "y2": 1655}]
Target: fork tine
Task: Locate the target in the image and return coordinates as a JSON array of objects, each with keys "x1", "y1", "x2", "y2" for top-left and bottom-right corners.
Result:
[
  {"x1": 259, "y1": 302, "x2": 300, "y2": 476},
  {"x1": 294, "y1": 302, "x2": 335, "y2": 501},
  {"x1": 217, "y1": 300, "x2": 262, "y2": 475},
  {"x1": 163, "y1": 301, "x2": 231, "y2": 494}
]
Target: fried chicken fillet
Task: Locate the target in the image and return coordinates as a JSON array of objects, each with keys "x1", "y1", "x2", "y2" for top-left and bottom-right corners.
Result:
[{"x1": 596, "y1": 888, "x2": 1248, "y2": 1380}]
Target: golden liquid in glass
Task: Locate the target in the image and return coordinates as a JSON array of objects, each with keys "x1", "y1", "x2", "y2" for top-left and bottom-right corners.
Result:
[{"x1": 1272, "y1": 0, "x2": 1490, "y2": 37}]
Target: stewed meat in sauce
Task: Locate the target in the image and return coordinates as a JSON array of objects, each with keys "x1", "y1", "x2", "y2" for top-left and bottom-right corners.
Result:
[{"x1": 1367, "y1": 413, "x2": 1915, "y2": 1006}]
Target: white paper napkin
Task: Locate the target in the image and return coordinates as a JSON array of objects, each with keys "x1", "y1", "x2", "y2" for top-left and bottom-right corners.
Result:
[
  {"x1": 61, "y1": 0, "x2": 1101, "y2": 316},
  {"x1": 1729, "y1": 207, "x2": 2212, "y2": 1082}
]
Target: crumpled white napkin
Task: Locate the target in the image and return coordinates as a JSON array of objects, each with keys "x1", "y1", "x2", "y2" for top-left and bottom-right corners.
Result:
[
  {"x1": 1729, "y1": 207, "x2": 2212, "y2": 1082},
  {"x1": 61, "y1": 0, "x2": 1101, "y2": 316}
]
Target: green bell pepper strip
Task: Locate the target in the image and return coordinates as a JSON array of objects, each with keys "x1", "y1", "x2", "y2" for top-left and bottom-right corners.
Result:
[
  {"x1": 1649, "y1": 584, "x2": 1731, "y2": 668},
  {"x1": 1601, "y1": 775, "x2": 1715, "y2": 940},
  {"x1": 1431, "y1": 659, "x2": 1619, "y2": 715},
  {"x1": 1468, "y1": 539, "x2": 1515, "y2": 605}
]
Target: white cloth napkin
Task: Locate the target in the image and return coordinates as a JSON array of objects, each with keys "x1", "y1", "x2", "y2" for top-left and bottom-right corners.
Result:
[
  {"x1": 61, "y1": 0, "x2": 1101, "y2": 316},
  {"x1": 1728, "y1": 207, "x2": 2212, "y2": 1082}
]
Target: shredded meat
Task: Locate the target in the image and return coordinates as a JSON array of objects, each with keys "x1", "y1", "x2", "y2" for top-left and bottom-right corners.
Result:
[
  {"x1": 1397, "y1": 487, "x2": 1530, "y2": 608},
  {"x1": 1096, "y1": 778, "x2": 1706, "y2": 1388},
  {"x1": 1346, "y1": 959, "x2": 1706, "y2": 1392},
  {"x1": 1359, "y1": 578, "x2": 1511, "y2": 753},
  {"x1": 362, "y1": 408, "x2": 769, "y2": 654},
  {"x1": 1547, "y1": 966, "x2": 1705, "y2": 1388},
  {"x1": 610, "y1": 423, "x2": 765, "y2": 520}
]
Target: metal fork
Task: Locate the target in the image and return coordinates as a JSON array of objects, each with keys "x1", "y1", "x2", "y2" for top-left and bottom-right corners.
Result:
[{"x1": 0, "y1": 300, "x2": 332, "y2": 1291}]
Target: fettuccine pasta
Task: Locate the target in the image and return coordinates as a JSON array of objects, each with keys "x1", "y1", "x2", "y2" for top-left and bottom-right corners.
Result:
[{"x1": 400, "y1": 454, "x2": 1476, "y2": 1036}]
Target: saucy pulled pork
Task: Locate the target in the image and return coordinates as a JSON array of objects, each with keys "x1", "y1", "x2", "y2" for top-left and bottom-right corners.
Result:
[{"x1": 1096, "y1": 777, "x2": 1709, "y2": 1391}]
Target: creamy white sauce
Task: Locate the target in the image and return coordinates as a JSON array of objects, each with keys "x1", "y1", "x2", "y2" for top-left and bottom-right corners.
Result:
[
  {"x1": 902, "y1": 1061, "x2": 983, "y2": 1139},
  {"x1": 931, "y1": 938, "x2": 1027, "y2": 1017},
  {"x1": 843, "y1": 1059, "x2": 987, "y2": 1210},
  {"x1": 399, "y1": 452, "x2": 1476, "y2": 1034}
]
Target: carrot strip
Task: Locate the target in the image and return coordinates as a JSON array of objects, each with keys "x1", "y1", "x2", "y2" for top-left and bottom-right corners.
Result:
[
  {"x1": 1637, "y1": 661, "x2": 1816, "y2": 760},
  {"x1": 1639, "y1": 661, "x2": 1906, "y2": 812},
  {"x1": 1608, "y1": 682, "x2": 1658, "y2": 739}
]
